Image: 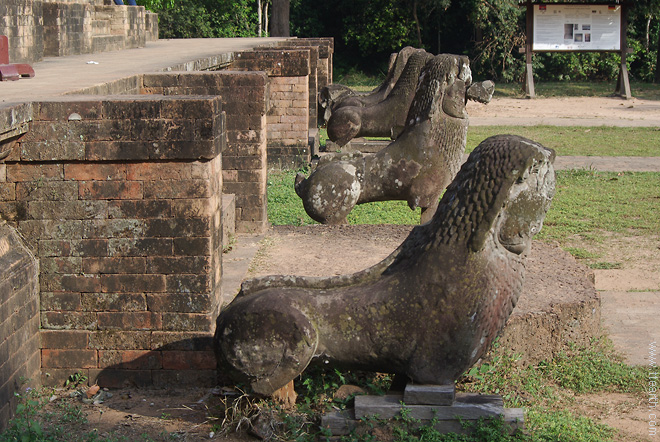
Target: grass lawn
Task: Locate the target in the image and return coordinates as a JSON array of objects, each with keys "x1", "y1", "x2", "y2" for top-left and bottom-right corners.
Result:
[
  {"x1": 467, "y1": 126, "x2": 660, "y2": 157},
  {"x1": 495, "y1": 81, "x2": 660, "y2": 101}
]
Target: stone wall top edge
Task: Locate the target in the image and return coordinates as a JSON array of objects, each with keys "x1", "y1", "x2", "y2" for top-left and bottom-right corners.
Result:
[
  {"x1": 0, "y1": 103, "x2": 33, "y2": 140},
  {"x1": 34, "y1": 94, "x2": 222, "y2": 102}
]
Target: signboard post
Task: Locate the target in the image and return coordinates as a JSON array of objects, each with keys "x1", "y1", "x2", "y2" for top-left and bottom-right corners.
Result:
[{"x1": 522, "y1": 1, "x2": 630, "y2": 99}]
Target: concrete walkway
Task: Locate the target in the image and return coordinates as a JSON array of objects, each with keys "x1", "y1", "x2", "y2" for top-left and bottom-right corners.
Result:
[
  {"x1": 554, "y1": 155, "x2": 660, "y2": 172},
  {"x1": 0, "y1": 37, "x2": 287, "y2": 107}
]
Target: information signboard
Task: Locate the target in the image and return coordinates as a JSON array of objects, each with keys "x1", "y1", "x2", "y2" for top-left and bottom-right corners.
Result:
[{"x1": 533, "y1": 4, "x2": 621, "y2": 51}]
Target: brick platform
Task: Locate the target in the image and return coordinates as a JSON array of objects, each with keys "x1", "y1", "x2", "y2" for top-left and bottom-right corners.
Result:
[
  {"x1": 1, "y1": 95, "x2": 226, "y2": 388},
  {"x1": 232, "y1": 49, "x2": 312, "y2": 168},
  {"x1": 0, "y1": 222, "x2": 40, "y2": 431}
]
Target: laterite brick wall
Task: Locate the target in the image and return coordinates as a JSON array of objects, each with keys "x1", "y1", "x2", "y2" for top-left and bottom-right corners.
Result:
[
  {"x1": 43, "y1": 2, "x2": 94, "y2": 57},
  {"x1": 232, "y1": 49, "x2": 311, "y2": 168},
  {"x1": 258, "y1": 45, "x2": 319, "y2": 129},
  {"x1": 276, "y1": 38, "x2": 334, "y2": 89},
  {"x1": 0, "y1": 222, "x2": 40, "y2": 431},
  {"x1": 0, "y1": 95, "x2": 226, "y2": 388},
  {"x1": 0, "y1": 0, "x2": 44, "y2": 64},
  {"x1": 0, "y1": 0, "x2": 151, "y2": 64},
  {"x1": 141, "y1": 71, "x2": 270, "y2": 234}
]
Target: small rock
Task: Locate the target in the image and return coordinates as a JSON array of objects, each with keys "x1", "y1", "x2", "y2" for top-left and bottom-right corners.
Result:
[
  {"x1": 86, "y1": 384, "x2": 100, "y2": 398},
  {"x1": 333, "y1": 384, "x2": 367, "y2": 401}
]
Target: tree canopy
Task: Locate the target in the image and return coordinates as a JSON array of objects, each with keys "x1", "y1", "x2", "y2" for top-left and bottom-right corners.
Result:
[{"x1": 138, "y1": 0, "x2": 659, "y2": 83}]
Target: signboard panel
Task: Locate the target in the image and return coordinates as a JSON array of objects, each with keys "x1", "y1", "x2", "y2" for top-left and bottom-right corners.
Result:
[{"x1": 533, "y1": 4, "x2": 621, "y2": 51}]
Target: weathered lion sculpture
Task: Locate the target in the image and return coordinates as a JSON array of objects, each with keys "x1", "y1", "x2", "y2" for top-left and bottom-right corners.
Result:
[
  {"x1": 325, "y1": 49, "x2": 433, "y2": 147},
  {"x1": 214, "y1": 135, "x2": 556, "y2": 401},
  {"x1": 295, "y1": 53, "x2": 494, "y2": 224},
  {"x1": 318, "y1": 46, "x2": 419, "y2": 125}
]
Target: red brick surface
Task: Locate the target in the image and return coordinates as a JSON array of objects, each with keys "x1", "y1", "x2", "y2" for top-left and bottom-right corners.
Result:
[{"x1": 1, "y1": 93, "x2": 224, "y2": 389}]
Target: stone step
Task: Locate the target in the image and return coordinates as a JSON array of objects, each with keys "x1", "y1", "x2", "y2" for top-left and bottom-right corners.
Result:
[
  {"x1": 323, "y1": 388, "x2": 523, "y2": 437},
  {"x1": 322, "y1": 406, "x2": 524, "y2": 436},
  {"x1": 354, "y1": 392, "x2": 505, "y2": 420},
  {"x1": 222, "y1": 193, "x2": 236, "y2": 253},
  {"x1": 91, "y1": 34, "x2": 125, "y2": 53},
  {"x1": 403, "y1": 384, "x2": 455, "y2": 406}
]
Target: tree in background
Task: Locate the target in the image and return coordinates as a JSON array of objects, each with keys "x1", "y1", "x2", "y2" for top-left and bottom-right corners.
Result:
[
  {"x1": 136, "y1": 0, "x2": 657, "y2": 83},
  {"x1": 271, "y1": 0, "x2": 290, "y2": 37},
  {"x1": 139, "y1": 0, "x2": 259, "y2": 39},
  {"x1": 289, "y1": 0, "x2": 658, "y2": 83},
  {"x1": 628, "y1": 0, "x2": 660, "y2": 82}
]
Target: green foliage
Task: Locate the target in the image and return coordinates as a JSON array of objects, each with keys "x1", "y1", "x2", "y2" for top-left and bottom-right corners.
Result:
[
  {"x1": 469, "y1": 0, "x2": 526, "y2": 82},
  {"x1": 0, "y1": 387, "x2": 60, "y2": 442},
  {"x1": 295, "y1": 366, "x2": 392, "y2": 413},
  {"x1": 538, "y1": 170, "x2": 660, "y2": 243},
  {"x1": 290, "y1": 1, "x2": 660, "y2": 84},
  {"x1": 525, "y1": 409, "x2": 613, "y2": 442},
  {"x1": 532, "y1": 52, "x2": 621, "y2": 82},
  {"x1": 64, "y1": 371, "x2": 88, "y2": 389},
  {"x1": 267, "y1": 166, "x2": 660, "y2": 252},
  {"x1": 140, "y1": 0, "x2": 258, "y2": 39},
  {"x1": 267, "y1": 168, "x2": 315, "y2": 226},
  {"x1": 538, "y1": 340, "x2": 647, "y2": 394},
  {"x1": 493, "y1": 80, "x2": 660, "y2": 100}
]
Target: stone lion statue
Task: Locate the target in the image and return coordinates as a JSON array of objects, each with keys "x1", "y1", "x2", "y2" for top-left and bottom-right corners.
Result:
[
  {"x1": 325, "y1": 49, "x2": 433, "y2": 147},
  {"x1": 295, "y1": 53, "x2": 494, "y2": 225},
  {"x1": 318, "y1": 46, "x2": 419, "y2": 125},
  {"x1": 214, "y1": 135, "x2": 556, "y2": 403}
]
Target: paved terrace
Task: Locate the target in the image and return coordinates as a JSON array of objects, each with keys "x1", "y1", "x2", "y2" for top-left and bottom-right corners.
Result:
[{"x1": 0, "y1": 37, "x2": 288, "y2": 107}]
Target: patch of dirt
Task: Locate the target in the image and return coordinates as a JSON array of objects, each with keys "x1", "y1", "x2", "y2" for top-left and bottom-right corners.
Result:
[
  {"x1": 41, "y1": 386, "x2": 255, "y2": 442},
  {"x1": 248, "y1": 224, "x2": 412, "y2": 278},
  {"x1": 467, "y1": 96, "x2": 660, "y2": 127},
  {"x1": 563, "y1": 232, "x2": 660, "y2": 291},
  {"x1": 573, "y1": 392, "x2": 655, "y2": 442}
]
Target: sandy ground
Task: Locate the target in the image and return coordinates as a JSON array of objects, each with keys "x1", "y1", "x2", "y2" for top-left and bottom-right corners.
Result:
[{"x1": 467, "y1": 95, "x2": 660, "y2": 126}]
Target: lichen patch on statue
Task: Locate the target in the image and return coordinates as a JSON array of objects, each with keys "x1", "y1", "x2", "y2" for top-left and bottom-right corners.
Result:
[{"x1": 214, "y1": 134, "x2": 555, "y2": 399}]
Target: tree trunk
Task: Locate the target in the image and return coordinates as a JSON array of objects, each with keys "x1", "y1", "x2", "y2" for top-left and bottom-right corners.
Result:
[
  {"x1": 258, "y1": 0, "x2": 262, "y2": 37},
  {"x1": 265, "y1": 3, "x2": 269, "y2": 36},
  {"x1": 655, "y1": 18, "x2": 660, "y2": 83},
  {"x1": 412, "y1": 0, "x2": 423, "y2": 47},
  {"x1": 271, "y1": 0, "x2": 290, "y2": 37}
]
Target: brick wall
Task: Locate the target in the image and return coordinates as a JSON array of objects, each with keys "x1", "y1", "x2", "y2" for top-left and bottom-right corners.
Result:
[
  {"x1": 43, "y1": 2, "x2": 94, "y2": 57},
  {"x1": 276, "y1": 38, "x2": 334, "y2": 90},
  {"x1": 141, "y1": 71, "x2": 269, "y2": 234},
  {"x1": 232, "y1": 49, "x2": 311, "y2": 168},
  {"x1": 0, "y1": 0, "x2": 152, "y2": 64},
  {"x1": 0, "y1": 0, "x2": 44, "y2": 64},
  {"x1": 0, "y1": 95, "x2": 226, "y2": 387},
  {"x1": 145, "y1": 11, "x2": 158, "y2": 42},
  {"x1": 258, "y1": 45, "x2": 319, "y2": 129},
  {"x1": 0, "y1": 222, "x2": 40, "y2": 431}
]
